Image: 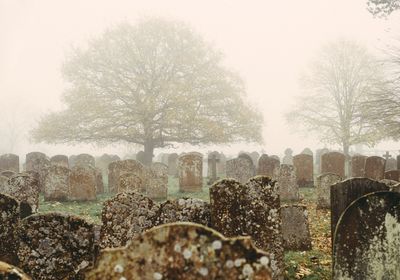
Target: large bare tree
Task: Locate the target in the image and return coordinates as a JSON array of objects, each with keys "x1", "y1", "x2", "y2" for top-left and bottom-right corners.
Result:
[{"x1": 32, "y1": 18, "x2": 263, "y2": 164}]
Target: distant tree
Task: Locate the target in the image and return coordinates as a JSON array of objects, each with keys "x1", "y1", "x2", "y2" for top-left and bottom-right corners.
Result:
[
  {"x1": 367, "y1": 0, "x2": 400, "y2": 17},
  {"x1": 32, "y1": 18, "x2": 263, "y2": 165},
  {"x1": 286, "y1": 40, "x2": 390, "y2": 157}
]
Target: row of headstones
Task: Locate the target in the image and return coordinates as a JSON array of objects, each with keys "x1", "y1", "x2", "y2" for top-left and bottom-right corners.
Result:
[{"x1": 0, "y1": 176, "x2": 311, "y2": 279}]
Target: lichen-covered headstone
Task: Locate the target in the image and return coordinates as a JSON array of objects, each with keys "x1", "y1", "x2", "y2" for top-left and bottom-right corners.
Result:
[
  {"x1": 384, "y1": 170, "x2": 399, "y2": 181},
  {"x1": 178, "y1": 152, "x2": 203, "y2": 192},
  {"x1": 86, "y1": 222, "x2": 272, "y2": 280},
  {"x1": 108, "y1": 159, "x2": 146, "y2": 194},
  {"x1": 100, "y1": 192, "x2": 159, "y2": 249},
  {"x1": 257, "y1": 154, "x2": 280, "y2": 179},
  {"x1": 6, "y1": 173, "x2": 39, "y2": 216},
  {"x1": 147, "y1": 162, "x2": 168, "y2": 199},
  {"x1": 117, "y1": 172, "x2": 144, "y2": 194},
  {"x1": 330, "y1": 177, "x2": 389, "y2": 240},
  {"x1": 0, "y1": 154, "x2": 19, "y2": 173},
  {"x1": 276, "y1": 164, "x2": 299, "y2": 201},
  {"x1": 25, "y1": 152, "x2": 50, "y2": 191},
  {"x1": 364, "y1": 156, "x2": 386, "y2": 180},
  {"x1": 333, "y1": 191, "x2": 400, "y2": 279},
  {"x1": 316, "y1": 173, "x2": 342, "y2": 209},
  {"x1": 321, "y1": 151, "x2": 345, "y2": 178},
  {"x1": 281, "y1": 204, "x2": 312, "y2": 251},
  {"x1": 0, "y1": 261, "x2": 31, "y2": 280},
  {"x1": 18, "y1": 213, "x2": 95, "y2": 280},
  {"x1": 43, "y1": 165, "x2": 70, "y2": 201},
  {"x1": 50, "y1": 154, "x2": 69, "y2": 168},
  {"x1": 0, "y1": 194, "x2": 20, "y2": 265},
  {"x1": 293, "y1": 154, "x2": 314, "y2": 187},
  {"x1": 226, "y1": 157, "x2": 254, "y2": 184},
  {"x1": 351, "y1": 155, "x2": 367, "y2": 177},
  {"x1": 69, "y1": 166, "x2": 96, "y2": 201},
  {"x1": 74, "y1": 153, "x2": 95, "y2": 168}
]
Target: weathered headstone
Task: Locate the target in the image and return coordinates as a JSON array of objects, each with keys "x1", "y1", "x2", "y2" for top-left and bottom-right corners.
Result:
[
  {"x1": 108, "y1": 159, "x2": 147, "y2": 194},
  {"x1": 321, "y1": 151, "x2": 345, "y2": 178},
  {"x1": 250, "y1": 151, "x2": 260, "y2": 167},
  {"x1": 0, "y1": 175, "x2": 8, "y2": 189},
  {"x1": 25, "y1": 152, "x2": 50, "y2": 191},
  {"x1": 43, "y1": 165, "x2": 70, "y2": 201},
  {"x1": 0, "y1": 261, "x2": 31, "y2": 279},
  {"x1": 69, "y1": 166, "x2": 97, "y2": 201},
  {"x1": 86, "y1": 222, "x2": 273, "y2": 280},
  {"x1": 207, "y1": 151, "x2": 220, "y2": 185},
  {"x1": 364, "y1": 156, "x2": 386, "y2": 180},
  {"x1": 330, "y1": 177, "x2": 389, "y2": 240},
  {"x1": 301, "y1": 148, "x2": 313, "y2": 156},
  {"x1": 333, "y1": 191, "x2": 400, "y2": 279},
  {"x1": 316, "y1": 173, "x2": 342, "y2": 209},
  {"x1": 147, "y1": 162, "x2": 168, "y2": 199},
  {"x1": 100, "y1": 192, "x2": 159, "y2": 249},
  {"x1": 351, "y1": 155, "x2": 367, "y2": 177},
  {"x1": 167, "y1": 153, "x2": 179, "y2": 176},
  {"x1": 0, "y1": 193, "x2": 20, "y2": 265},
  {"x1": 18, "y1": 213, "x2": 95, "y2": 280},
  {"x1": 276, "y1": 164, "x2": 299, "y2": 201},
  {"x1": 385, "y1": 170, "x2": 399, "y2": 181},
  {"x1": 178, "y1": 152, "x2": 203, "y2": 192},
  {"x1": 226, "y1": 157, "x2": 254, "y2": 184},
  {"x1": 0, "y1": 154, "x2": 19, "y2": 173},
  {"x1": 118, "y1": 172, "x2": 144, "y2": 194},
  {"x1": 93, "y1": 167, "x2": 104, "y2": 194},
  {"x1": 6, "y1": 173, "x2": 40, "y2": 216},
  {"x1": 293, "y1": 154, "x2": 314, "y2": 187},
  {"x1": 257, "y1": 154, "x2": 280, "y2": 179},
  {"x1": 282, "y1": 148, "x2": 293, "y2": 165},
  {"x1": 50, "y1": 154, "x2": 69, "y2": 168},
  {"x1": 281, "y1": 204, "x2": 312, "y2": 251},
  {"x1": 74, "y1": 153, "x2": 95, "y2": 168}
]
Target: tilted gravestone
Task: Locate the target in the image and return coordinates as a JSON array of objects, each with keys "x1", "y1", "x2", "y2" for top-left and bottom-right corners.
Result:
[
  {"x1": 333, "y1": 191, "x2": 400, "y2": 279},
  {"x1": 257, "y1": 154, "x2": 280, "y2": 179},
  {"x1": 321, "y1": 151, "x2": 345, "y2": 178},
  {"x1": 316, "y1": 173, "x2": 342, "y2": 209},
  {"x1": 281, "y1": 204, "x2": 312, "y2": 251},
  {"x1": 0, "y1": 154, "x2": 19, "y2": 173},
  {"x1": 167, "y1": 153, "x2": 179, "y2": 177},
  {"x1": 0, "y1": 193, "x2": 20, "y2": 265},
  {"x1": 18, "y1": 213, "x2": 95, "y2": 280},
  {"x1": 50, "y1": 154, "x2": 69, "y2": 168},
  {"x1": 43, "y1": 165, "x2": 70, "y2": 201},
  {"x1": 0, "y1": 261, "x2": 31, "y2": 279},
  {"x1": 330, "y1": 178, "x2": 389, "y2": 239},
  {"x1": 226, "y1": 157, "x2": 254, "y2": 184},
  {"x1": 276, "y1": 164, "x2": 299, "y2": 201},
  {"x1": 86, "y1": 222, "x2": 273, "y2": 280},
  {"x1": 364, "y1": 156, "x2": 386, "y2": 180},
  {"x1": 210, "y1": 177, "x2": 284, "y2": 279},
  {"x1": 385, "y1": 170, "x2": 399, "y2": 181},
  {"x1": 293, "y1": 154, "x2": 314, "y2": 187},
  {"x1": 69, "y1": 166, "x2": 96, "y2": 201},
  {"x1": 351, "y1": 155, "x2": 367, "y2": 177},
  {"x1": 100, "y1": 192, "x2": 159, "y2": 249},
  {"x1": 178, "y1": 152, "x2": 203, "y2": 192}
]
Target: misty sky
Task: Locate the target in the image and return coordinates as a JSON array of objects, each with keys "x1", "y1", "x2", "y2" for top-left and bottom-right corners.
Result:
[{"x1": 1, "y1": 0, "x2": 400, "y2": 158}]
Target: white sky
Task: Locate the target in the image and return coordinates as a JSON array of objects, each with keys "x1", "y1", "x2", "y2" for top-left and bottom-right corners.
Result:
[{"x1": 1, "y1": 0, "x2": 400, "y2": 158}]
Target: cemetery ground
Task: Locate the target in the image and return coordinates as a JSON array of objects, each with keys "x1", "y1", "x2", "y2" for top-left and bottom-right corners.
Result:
[{"x1": 39, "y1": 177, "x2": 331, "y2": 280}]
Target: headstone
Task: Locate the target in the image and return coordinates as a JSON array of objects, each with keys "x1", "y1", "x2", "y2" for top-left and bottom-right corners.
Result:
[
  {"x1": 0, "y1": 193, "x2": 20, "y2": 265},
  {"x1": 118, "y1": 173, "x2": 144, "y2": 194},
  {"x1": 178, "y1": 152, "x2": 203, "y2": 192},
  {"x1": 25, "y1": 152, "x2": 50, "y2": 191},
  {"x1": 330, "y1": 178, "x2": 389, "y2": 240},
  {"x1": 257, "y1": 154, "x2": 280, "y2": 179},
  {"x1": 301, "y1": 148, "x2": 313, "y2": 156},
  {"x1": 321, "y1": 151, "x2": 345, "y2": 178},
  {"x1": 282, "y1": 148, "x2": 293, "y2": 165},
  {"x1": 316, "y1": 173, "x2": 342, "y2": 209},
  {"x1": 218, "y1": 153, "x2": 227, "y2": 175},
  {"x1": 226, "y1": 157, "x2": 254, "y2": 184},
  {"x1": 6, "y1": 173, "x2": 40, "y2": 216},
  {"x1": 86, "y1": 222, "x2": 273, "y2": 279},
  {"x1": 74, "y1": 153, "x2": 95, "y2": 168},
  {"x1": 108, "y1": 159, "x2": 147, "y2": 194},
  {"x1": 95, "y1": 154, "x2": 120, "y2": 176},
  {"x1": 0, "y1": 175, "x2": 8, "y2": 189},
  {"x1": 94, "y1": 167, "x2": 104, "y2": 194},
  {"x1": 69, "y1": 154, "x2": 77, "y2": 167},
  {"x1": 281, "y1": 204, "x2": 312, "y2": 251},
  {"x1": 385, "y1": 158, "x2": 397, "y2": 171},
  {"x1": 18, "y1": 213, "x2": 95, "y2": 280},
  {"x1": 333, "y1": 191, "x2": 400, "y2": 279},
  {"x1": 351, "y1": 155, "x2": 367, "y2": 177},
  {"x1": 69, "y1": 166, "x2": 97, "y2": 201},
  {"x1": 207, "y1": 151, "x2": 220, "y2": 185},
  {"x1": 276, "y1": 164, "x2": 299, "y2": 201},
  {"x1": 100, "y1": 192, "x2": 159, "y2": 249},
  {"x1": 43, "y1": 165, "x2": 70, "y2": 201},
  {"x1": 293, "y1": 154, "x2": 314, "y2": 187},
  {"x1": 0, "y1": 261, "x2": 31, "y2": 279},
  {"x1": 147, "y1": 162, "x2": 168, "y2": 199},
  {"x1": 0, "y1": 154, "x2": 19, "y2": 173},
  {"x1": 0, "y1": 170, "x2": 16, "y2": 178},
  {"x1": 385, "y1": 170, "x2": 399, "y2": 181},
  {"x1": 167, "y1": 153, "x2": 179, "y2": 176},
  {"x1": 50, "y1": 154, "x2": 69, "y2": 168},
  {"x1": 364, "y1": 156, "x2": 386, "y2": 180}
]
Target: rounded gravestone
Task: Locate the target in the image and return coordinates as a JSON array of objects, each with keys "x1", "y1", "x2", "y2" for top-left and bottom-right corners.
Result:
[
  {"x1": 50, "y1": 154, "x2": 69, "y2": 168},
  {"x1": 321, "y1": 151, "x2": 345, "y2": 178},
  {"x1": 69, "y1": 166, "x2": 96, "y2": 201},
  {"x1": 351, "y1": 155, "x2": 367, "y2": 177},
  {"x1": 364, "y1": 156, "x2": 386, "y2": 180},
  {"x1": 0, "y1": 193, "x2": 20, "y2": 265},
  {"x1": 333, "y1": 191, "x2": 400, "y2": 279},
  {"x1": 293, "y1": 154, "x2": 314, "y2": 187},
  {"x1": 257, "y1": 154, "x2": 280, "y2": 179},
  {"x1": 226, "y1": 157, "x2": 254, "y2": 184}
]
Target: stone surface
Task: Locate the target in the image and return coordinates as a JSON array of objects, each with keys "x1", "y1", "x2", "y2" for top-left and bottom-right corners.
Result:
[
  {"x1": 43, "y1": 165, "x2": 70, "y2": 201},
  {"x1": 108, "y1": 159, "x2": 146, "y2": 194},
  {"x1": 69, "y1": 166, "x2": 96, "y2": 201},
  {"x1": 257, "y1": 154, "x2": 280, "y2": 179},
  {"x1": 0, "y1": 193, "x2": 20, "y2": 265},
  {"x1": 226, "y1": 157, "x2": 255, "y2": 184},
  {"x1": 276, "y1": 164, "x2": 299, "y2": 201},
  {"x1": 86, "y1": 222, "x2": 272, "y2": 280},
  {"x1": 0, "y1": 175, "x2": 9, "y2": 189},
  {"x1": 385, "y1": 158, "x2": 397, "y2": 171},
  {"x1": 0, "y1": 261, "x2": 31, "y2": 279},
  {"x1": 0, "y1": 154, "x2": 19, "y2": 173},
  {"x1": 384, "y1": 170, "x2": 399, "y2": 181},
  {"x1": 118, "y1": 172, "x2": 144, "y2": 194},
  {"x1": 25, "y1": 152, "x2": 50, "y2": 192},
  {"x1": 178, "y1": 152, "x2": 203, "y2": 192},
  {"x1": 74, "y1": 153, "x2": 95, "y2": 168},
  {"x1": 316, "y1": 173, "x2": 342, "y2": 209},
  {"x1": 333, "y1": 191, "x2": 400, "y2": 279},
  {"x1": 330, "y1": 178, "x2": 389, "y2": 239},
  {"x1": 321, "y1": 151, "x2": 345, "y2": 178},
  {"x1": 364, "y1": 156, "x2": 386, "y2": 180},
  {"x1": 50, "y1": 154, "x2": 69, "y2": 168},
  {"x1": 281, "y1": 204, "x2": 312, "y2": 251},
  {"x1": 282, "y1": 148, "x2": 293, "y2": 165},
  {"x1": 17, "y1": 213, "x2": 95, "y2": 280},
  {"x1": 0, "y1": 170, "x2": 16, "y2": 178},
  {"x1": 293, "y1": 154, "x2": 314, "y2": 187},
  {"x1": 147, "y1": 162, "x2": 168, "y2": 199},
  {"x1": 351, "y1": 155, "x2": 367, "y2": 177},
  {"x1": 167, "y1": 153, "x2": 179, "y2": 177},
  {"x1": 93, "y1": 167, "x2": 104, "y2": 194}
]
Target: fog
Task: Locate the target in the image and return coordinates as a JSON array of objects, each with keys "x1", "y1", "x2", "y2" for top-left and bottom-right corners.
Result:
[{"x1": 1, "y1": 0, "x2": 399, "y2": 158}]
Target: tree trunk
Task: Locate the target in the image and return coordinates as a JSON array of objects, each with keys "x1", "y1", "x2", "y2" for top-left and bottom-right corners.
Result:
[
  {"x1": 143, "y1": 141, "x2": 154, "y2": 166},
  {"x1": 343, "y1": 142, "x2": 350, "y2": 178}
]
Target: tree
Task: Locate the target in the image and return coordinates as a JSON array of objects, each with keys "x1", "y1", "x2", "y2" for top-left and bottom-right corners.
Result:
[
  {"x1": 286, "y1": 40, "x2": 389, "y2": 158},
  {"x1": 367, "y1": 0, "x2": 400, "y2": 17},
  {"x1": 32, "y1": 18, "x2": 263, "y2": 165}
]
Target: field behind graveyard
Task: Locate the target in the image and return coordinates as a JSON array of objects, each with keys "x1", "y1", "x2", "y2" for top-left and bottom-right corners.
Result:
[{"x1": 39, "y1": 177, "x2": 332, "y2": 280}]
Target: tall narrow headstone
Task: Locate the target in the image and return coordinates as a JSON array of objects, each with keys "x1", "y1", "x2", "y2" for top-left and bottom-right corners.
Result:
[
  {"x1": 178, "y1": 152, "x2": 203, "y2": 192},
  {"x1": 293, "y1": 154, "x2": 314, "y2": 187},
  {"x1": 364, "y1": 156, "x2": 386, "y2": 180},
  {"x1": 276, "y1": 164, "x2": 299, "y2": 201},
  {"x1": 207, "y1": 151, "x2": 220, "y2": 185}
]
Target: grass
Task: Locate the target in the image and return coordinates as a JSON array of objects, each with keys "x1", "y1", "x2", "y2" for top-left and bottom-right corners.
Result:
[{"x1": 38, "y1": 176, "x2": 332, "y2": 279}]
